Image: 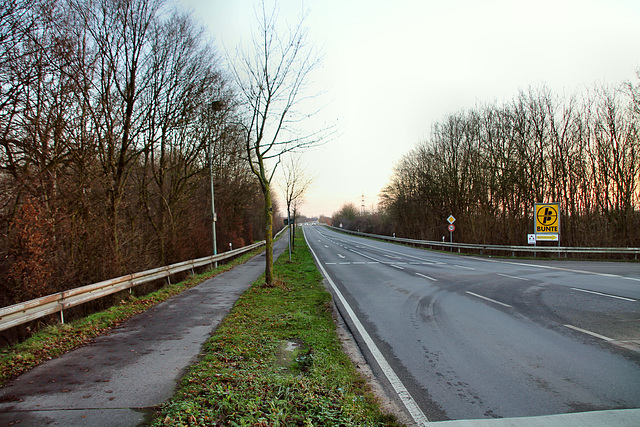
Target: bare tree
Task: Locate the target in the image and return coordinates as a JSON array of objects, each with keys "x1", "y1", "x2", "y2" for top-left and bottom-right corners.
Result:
[
  {"x1": 280, "y1": 155, "x2": 313, "y2": 260},
  {"x1": 229, "y1": 1, "x2": 322, "y2": 285},
  {"x1": 71, "y1": 0, "x2": 165, "y2": 271}
]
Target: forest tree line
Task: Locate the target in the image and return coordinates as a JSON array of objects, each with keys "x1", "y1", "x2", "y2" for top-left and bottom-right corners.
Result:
[
  {"x1": 0, "y1": 0, "x2": 277, "y2": 307},
  {"x1": 335, "y1": 80, "x2": 640, "y2": 247}
]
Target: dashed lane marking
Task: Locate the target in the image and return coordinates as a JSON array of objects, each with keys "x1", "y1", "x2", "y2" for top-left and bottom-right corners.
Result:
[
  {"x1": 564, "y1": 324, "x2": 613, "y2": 341},
  {"x1": 498, "y1": 273, "x2": 530, "y2": 281},
  {"x1": 466, "y1": 291, "x2": 512, "y2": 308},
  {"x1": 570, "y1": 288, "x2": 636, "y2": 302}
]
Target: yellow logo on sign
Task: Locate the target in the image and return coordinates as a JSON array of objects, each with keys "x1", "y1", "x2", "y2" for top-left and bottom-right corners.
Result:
[{"x1": 535, "y1": 204, "x2": 559, "y2": 233}]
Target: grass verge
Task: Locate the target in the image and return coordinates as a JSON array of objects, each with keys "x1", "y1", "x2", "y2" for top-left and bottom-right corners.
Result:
[
  {"x1": 0, "y1": 247, "x2": 265, "y2": 386},
  {"x1": 152, "y1": 232, "x2": 402, "y2": 426}
]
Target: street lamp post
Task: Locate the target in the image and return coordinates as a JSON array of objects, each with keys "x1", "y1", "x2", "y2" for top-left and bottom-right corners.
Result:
[
  {"x1": 209, "y1": 101, "x2": 224, "y2": 266},
  {"x1": 208, "y1": 139, "x2": 217, "y2": 264}
]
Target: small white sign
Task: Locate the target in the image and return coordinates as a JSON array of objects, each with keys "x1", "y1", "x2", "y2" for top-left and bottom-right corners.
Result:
[
  {"x1": 528, "y1": 234, "x2": 536, "y2": 245},
  {"x1": 447, "y1": 215, "x2": 456, "y2": 224}
]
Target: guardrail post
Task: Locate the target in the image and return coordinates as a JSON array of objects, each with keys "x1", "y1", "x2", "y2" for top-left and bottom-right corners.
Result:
[{"x1": 60, "y1": 309, "x2": 65, "y2": 324}]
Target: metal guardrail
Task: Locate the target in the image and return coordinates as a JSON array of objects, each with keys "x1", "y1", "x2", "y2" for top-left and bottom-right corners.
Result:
[
  {"x1": 0, "y1": 241, "x2": 267, "y2": 332},
  {"x1": 330, "y1": 226, "x2": 640, "y2": 259}
]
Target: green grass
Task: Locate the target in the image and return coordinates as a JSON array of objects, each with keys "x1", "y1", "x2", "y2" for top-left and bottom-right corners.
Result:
[
  {"x1": 152, "y1": 233, "x2": 402, "y2": 427},
  {"x1": 0, "y1": 247, "x2": 265, "y2": 386}
]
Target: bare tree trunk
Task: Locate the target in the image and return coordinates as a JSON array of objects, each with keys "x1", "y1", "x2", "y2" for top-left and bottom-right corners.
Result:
[{"x1": 264, "y1": 182, "x2": 274, "y2": 284}]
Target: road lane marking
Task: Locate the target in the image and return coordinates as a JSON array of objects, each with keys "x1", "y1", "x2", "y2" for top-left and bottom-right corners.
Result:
[
  {"x1": 478, "y1": 257, "x2": 637, "y2": 282},
  {"x1": 497, "y1": 273, "x2": 530, "y2": 281},
  {"x1": 353, "y1": 262, "x2": 366, "y2": 264},
  {"x1": 324, "y1": 245, "x2": 329, "y2": 248},
  {"x1": 564, "y1": 324, "x2": 614, "y2": 341},
  {"x1": 570, "y1": 288, "x2": 636, "y2": 302},
  {"x1": 337, "y1": 254, "x2": 346, "y2": 258},
  {"x1": 391, "y1": 264, "x2": 404, "y2": 270},
  {"x1": 339, "y1": 238, "x2": 445, "y2": 265},
  {"x1": 350, "y1": 249, "x2": 384, "y2": 263},
  {"x1": 304, "y1": 229, "x2": 430, "y2": 426},
  {"x1": 465, "y1": 291, "x2": 512, "y2": 308},
  {"x1": 326, "y1": 262, "x2": 336, "y2": 265},
  {"x1": 416, "y1": 273, "x2": 437, "y2": 282},
  {"x1": 454, "y1": 265, "x2": 475, "y2": 270}
]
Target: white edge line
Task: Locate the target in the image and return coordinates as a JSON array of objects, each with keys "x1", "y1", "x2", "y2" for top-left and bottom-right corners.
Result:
[
  {"x1": 391, "y1": 264, "x2": 405, "y2": 270},
  {"x1": 564, "y1": 324, "x2": 614, "y2": 341},
  {"x1": 304, "y1": 228, "x2": 430, "y2": 426},
  {"x1": 416, "y1": 273, "x2": 437, "y2": 282},
  {"x1": 570, "y1": 287, "x2": 636, "y2": 302},
  {"x1": 465, "y1": 291, "x2": 512, "y2": 308}
]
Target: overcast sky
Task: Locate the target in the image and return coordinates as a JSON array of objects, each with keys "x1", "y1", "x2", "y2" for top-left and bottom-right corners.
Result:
[{"x1": 178, "y1": 0, "x2": 640, "y2": 218}]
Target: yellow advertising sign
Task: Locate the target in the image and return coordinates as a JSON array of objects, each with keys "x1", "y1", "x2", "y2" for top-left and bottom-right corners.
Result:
[{"x1": 535, "y1": 203, "x2": 560, "y2": 233}]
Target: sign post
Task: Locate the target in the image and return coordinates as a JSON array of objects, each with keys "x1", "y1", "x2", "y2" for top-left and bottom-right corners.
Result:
[
  {"x1": 535, "y1": 203, "x2": 560, "y2": 246},
  {"x1": 528, "y1": 233, "x2": 537, "y2": 258},
  {"x1": 447, "y1": 215, "x2": 456, "y2": 243}
]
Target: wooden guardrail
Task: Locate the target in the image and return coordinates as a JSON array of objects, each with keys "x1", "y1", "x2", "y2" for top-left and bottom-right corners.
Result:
[
  {"x1": 330, "y1": 227, "x2": 640, "y2": 260},
  {"x1": 0, "y1": 241, "x2": 266, "y2": 332}
]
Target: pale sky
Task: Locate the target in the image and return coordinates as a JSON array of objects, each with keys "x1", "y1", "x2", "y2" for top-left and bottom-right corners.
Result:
[{"x1": 178, "y1": 0, "x2": 640, "y2": 218}]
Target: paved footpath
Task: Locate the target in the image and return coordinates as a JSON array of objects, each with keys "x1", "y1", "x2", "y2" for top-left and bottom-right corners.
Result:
[{"x1": 0, "y1": 237, "x2": 288, "y2": 426}]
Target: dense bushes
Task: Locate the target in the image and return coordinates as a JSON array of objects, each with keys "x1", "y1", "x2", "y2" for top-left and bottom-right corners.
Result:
[
  {"x1": 336, "y1": 82, "x2": 640, "y2": 247},
  {"x1": 380, "y1": 83, "x2": 640, "y2": 246},
  {"x1": 0, "y1": 0, "x2": 274, "y2": 308}
]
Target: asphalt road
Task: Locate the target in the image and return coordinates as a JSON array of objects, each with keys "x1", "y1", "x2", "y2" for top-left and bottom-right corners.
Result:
[
  {"x1": 303, "y1": 225, "x2": 640, "y2": 423},
  {"x1": 0, "y1": 236, "x2": 288, "y2": 426}
]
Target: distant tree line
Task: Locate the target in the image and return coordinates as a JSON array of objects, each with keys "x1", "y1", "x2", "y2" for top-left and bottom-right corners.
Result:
[
  {"x1": 0, "y1": 0, "x2": 276, "y2": 307},
  {"x1": 336, "y1": 80, "x2": 640, "y2": 247}
]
